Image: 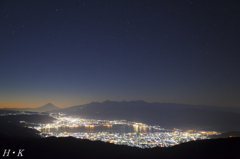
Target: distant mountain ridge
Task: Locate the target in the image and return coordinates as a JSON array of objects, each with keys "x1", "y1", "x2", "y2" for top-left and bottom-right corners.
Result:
[
  {"x1": 57, "y1": 100, "x2": 240, "y2": 131},
  {"x1": 2, "y1": 100, "x2": 240, "y2": 131},
  {"x1": 1, "y1": 103, "x2": 61, "y2": 112},
  {"x1": 60, "y1": 100, "x2": 240, "y2": 113}
]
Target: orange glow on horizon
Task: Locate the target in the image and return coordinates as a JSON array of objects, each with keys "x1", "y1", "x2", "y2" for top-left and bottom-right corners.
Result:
[
  {"x1": 0, "y1": 101, "x2": 67, "y2": 109},
  {"x1": 0, "y1": 102, "x2": 40, "y2": 109}
]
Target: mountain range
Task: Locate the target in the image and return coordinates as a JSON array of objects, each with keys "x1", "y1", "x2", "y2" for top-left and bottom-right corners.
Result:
[
  {"x1": 60, "y1": 100, "x2": 240, "y2": 113},
  {"x1": 2, "y1": 100, "x2": 240, "y2": 131},
  {"x1": 57, "y1": 100, "x2": 240, "y2": 132}
]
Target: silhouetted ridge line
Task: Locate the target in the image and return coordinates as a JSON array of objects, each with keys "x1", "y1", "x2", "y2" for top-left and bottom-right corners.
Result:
[
  {"x1": 58, "y1": 100, "x2": 240, "y2": 132},
  {"x1": 1, "y1": 103, "x2": 61, "y2": 112}
]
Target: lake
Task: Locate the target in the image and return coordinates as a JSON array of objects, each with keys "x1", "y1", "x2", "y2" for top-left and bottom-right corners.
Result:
[{"x1": 40, "y1": 125, "x2": 163, "y2": 133}]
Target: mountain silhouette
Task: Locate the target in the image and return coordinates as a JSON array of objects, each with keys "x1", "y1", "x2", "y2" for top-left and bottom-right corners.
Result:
[
  {"x1": 1, "y1": 103, "x2": 61, "y2": 112},
  {"x1": 58, "y1": 100, "x2": 240, "y2": 132}
]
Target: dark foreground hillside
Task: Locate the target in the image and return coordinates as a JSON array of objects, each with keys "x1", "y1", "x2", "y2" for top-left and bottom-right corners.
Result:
[
  {"x1": 0, "y1": 115, "x2": 239, "y2": 159},
  {"x1": 0, "y1": 115, "x2": 54, "y2": 138},
  {"x1": 0, "y1": 136, "x2": 239, "y2": 159}
]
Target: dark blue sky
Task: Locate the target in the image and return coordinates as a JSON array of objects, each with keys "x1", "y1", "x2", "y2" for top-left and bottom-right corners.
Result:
[{"x1": 0, "y1": 0, "x2": 239, "y2": 108}]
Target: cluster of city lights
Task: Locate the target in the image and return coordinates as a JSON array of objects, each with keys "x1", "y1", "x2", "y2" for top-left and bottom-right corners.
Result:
[{"x1": 24, "y1": 113, "x2": 220, "y2": 149}]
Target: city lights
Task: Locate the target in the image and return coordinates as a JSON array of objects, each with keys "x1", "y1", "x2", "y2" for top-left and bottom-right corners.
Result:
[{"x1": 25, "y1": 113, "x2": 220, "y2": 149}]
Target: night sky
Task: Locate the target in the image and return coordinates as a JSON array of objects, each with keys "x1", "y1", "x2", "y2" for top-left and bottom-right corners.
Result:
[{"x1": 1, "y1": 0, "x2": 240, "y2": 108}]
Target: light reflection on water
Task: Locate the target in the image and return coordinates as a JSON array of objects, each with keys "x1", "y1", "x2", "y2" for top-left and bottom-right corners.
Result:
[{"x1": 41, "y1": 125, "x2": 161, "y2": 133}]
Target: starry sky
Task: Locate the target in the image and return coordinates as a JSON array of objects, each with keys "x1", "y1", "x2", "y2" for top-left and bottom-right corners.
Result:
[{"x1": 0, "y1": 0, "x2": 240, "y2": 108}]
